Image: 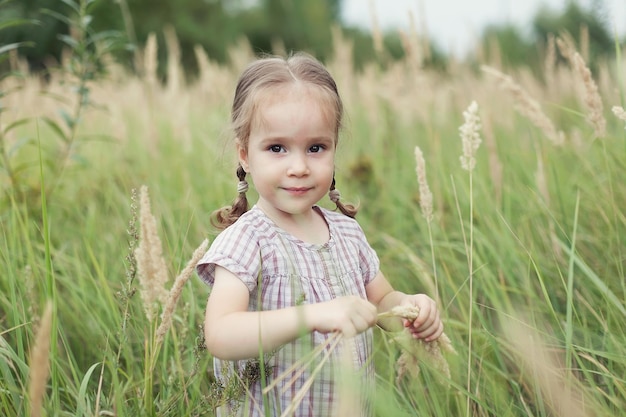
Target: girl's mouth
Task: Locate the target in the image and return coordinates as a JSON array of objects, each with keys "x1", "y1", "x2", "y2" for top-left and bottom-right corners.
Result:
[{"x1": 284, "y1": 187, "x2": 311, "y2": 195}]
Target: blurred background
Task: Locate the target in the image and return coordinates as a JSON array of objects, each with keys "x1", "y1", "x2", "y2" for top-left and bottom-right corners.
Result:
[
  {"x1": 1, "y1": 1, "x2": 626, "y2": 416},
  {"x1": 1, "y1": 0, "x2": 624, "y2": 78}
]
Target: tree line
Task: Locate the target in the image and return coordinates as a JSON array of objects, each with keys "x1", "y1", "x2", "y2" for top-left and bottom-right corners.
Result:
[{"x1": 0, "y1": 0, "x2": 621, "y2": 78}]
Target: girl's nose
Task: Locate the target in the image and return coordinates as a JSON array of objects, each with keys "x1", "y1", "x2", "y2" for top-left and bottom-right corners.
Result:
[{"x1": 287, "y1": 153, "x2": 310, "y2": 176}]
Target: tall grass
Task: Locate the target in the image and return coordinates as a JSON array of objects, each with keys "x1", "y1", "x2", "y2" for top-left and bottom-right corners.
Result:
[{"x1": 1, "y1": 28, "x2": 625, "y2": 416}]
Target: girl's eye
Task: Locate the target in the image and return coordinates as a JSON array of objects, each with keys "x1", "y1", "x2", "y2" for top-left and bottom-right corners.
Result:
[
  {"x1": 309, "y1": 145, "x2": 323, "y2": 153},
  {"x1": 268, "y1": 145, "x2": 284, "y2": 153}
]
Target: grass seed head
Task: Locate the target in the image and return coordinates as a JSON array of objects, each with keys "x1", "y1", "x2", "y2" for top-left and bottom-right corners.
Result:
[
  {"x1": 459, "y1": 100, "x2": 483, "y2": 171},
  {"x1": 612, "y1": 106, "x2": 626, "y2": 128},
  {"x1": 28, "y1": 301, "x2": 53, "y2": 417},
  {"x1": 135, "y1": 185, "x2": 170, "y2": 322},
  {"x1": 387, "y1": 305, "x2": 456, "y2": 386},
  {"x1": 572, "y1": 52, "x2": 606, "y2": 138},
  {"x1": 414, "y1": 146, "x2": 434, "y2": 222},
  {"x1": 482, "y1": 66, "x2": 565, "y2": 146},
  {"x1": 156, "y1": 238, "x2": 209, "y2": 344}
]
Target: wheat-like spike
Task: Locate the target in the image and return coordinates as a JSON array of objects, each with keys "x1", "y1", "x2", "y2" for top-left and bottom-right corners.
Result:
[
  {"x1": 135, "y1": 185, "x2": 170, "y2": 322},
  {"x1": 28, "y1": 302, "x2": 53, "y2": 417},
  {"x1": 459, "y1": 100, "x2": 483, "y2": 171},
  {"x1": 572, "y1": 52, "x2": 606, "y2": 138},
  {"x1": 382, "y1": 305, "x2": 456, "y2": 386},
  {"x1": 156, "y1": 239, "x2": 209, "y2": 344},
  {"x1": 482, "y1": 65, "x2": 565, "y2": 146},
  {"x1": 414, "y1": 146, "x2": 433, "y2": 222},
  {"x1": 544, "y1": 33, "x2": 556, "y2": 86},
  {"x1": 555, "y1": 33, "x2": 577, "y2": 64}
]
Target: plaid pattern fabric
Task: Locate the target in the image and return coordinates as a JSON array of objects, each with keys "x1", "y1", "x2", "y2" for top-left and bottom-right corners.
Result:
[{"x1": 197, "y1": 206, "x2": 379, "y2": 417}]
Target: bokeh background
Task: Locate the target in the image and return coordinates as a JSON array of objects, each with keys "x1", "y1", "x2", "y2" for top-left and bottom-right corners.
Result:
[{"x1": 1, "y1": 1, "x2": 625, "y2": 416}]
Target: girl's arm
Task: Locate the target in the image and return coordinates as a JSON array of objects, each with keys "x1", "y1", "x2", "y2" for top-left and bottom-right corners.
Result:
[
  {"x1": 204, "y1": 266, "x2": 378, "y2": 360},
  {"x1": 365, "y1": 272, "x2": 443, "y2": 341}
]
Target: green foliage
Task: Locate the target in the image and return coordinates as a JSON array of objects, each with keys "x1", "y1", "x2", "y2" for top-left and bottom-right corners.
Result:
[
  {"x1": 0, "y1": 0, "x2": 69, "y2": 72},
  {"x1": 0, "y1": 1, "x2": 36, "y2": 204},
  {"x1": 0, "y1": 0, "x2": 126, "y2": 210},
  {"x1": 1, "y1": 0, "x2": 622, "y2": 79},
  {"x1": 481, "y1": 23, "x2": 539, "y2": 69},
  {"x1": 533, "y1": 1, "x2": 617, "y2": 64}
]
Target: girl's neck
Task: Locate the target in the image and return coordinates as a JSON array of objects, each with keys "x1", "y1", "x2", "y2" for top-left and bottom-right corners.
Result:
[{"x1": 257, "y1": 205, "x2": 330, "y2": 244}]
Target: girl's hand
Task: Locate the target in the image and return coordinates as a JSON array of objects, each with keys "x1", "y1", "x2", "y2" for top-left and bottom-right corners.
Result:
[
  {"x1": 401, "y1": 294, "x2": 443, "y2": 341},
  {"x1": 307, "y1": 296, "x2": 377, "y2": 338}
]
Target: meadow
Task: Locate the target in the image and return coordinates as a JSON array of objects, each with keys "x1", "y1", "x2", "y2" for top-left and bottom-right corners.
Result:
[{"x1": 1, "y1": 28, "x2": 626, "y2": 416}]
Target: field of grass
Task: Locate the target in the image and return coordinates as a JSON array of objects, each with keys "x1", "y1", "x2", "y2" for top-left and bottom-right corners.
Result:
[{"x1": 1, "y1": 32, "x2": 626, "y2": 416}]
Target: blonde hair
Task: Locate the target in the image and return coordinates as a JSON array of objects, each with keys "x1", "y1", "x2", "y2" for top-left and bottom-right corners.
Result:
[{"x1": 212, "y1": 52, "x2": 357, "y2": 230}]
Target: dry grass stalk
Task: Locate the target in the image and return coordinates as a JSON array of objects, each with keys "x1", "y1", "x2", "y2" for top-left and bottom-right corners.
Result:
[
  {"x1": 156, "y1": 239, "x2": 210, "y2": 344},
  {"x1": 164, "y1": 25, "x2": 183, "y2": 96},
  {"x1": 270, "y1": 38, "x2": 287, "y2": 57},
  {"x1": 579, "y1": 24, "x2": 589, "y2": 62},
  {"x1": 368, "y1": 0, "x2": 384, "y2": 57},
  {"x1": 193, "y1": 44, "x2": 210, "y2": 72},
  {"x1": 334, "y1": 338, "x2": 363, "y2": 416},
  {"x1": 398, "y1": 30, "x2": 415, "y2": 70},
  {"x1": 193, "y1": 45, "x2": 234, "y2": 103},
  {"x1": 555, "y1": 34, "x2": 586, "y2": 101},
  {"x1": 572, "y1": 52, "x2": 606, "y2": 138},
  {"x1": 143, "y1": 32, "x2": 158, "y2": 88},
  {"x1": 329, "y1": 25, "x2": 355, "y2": 106},
  {"x1": 163, "y1": 26, "x2": 191, "y2": 151},
  {"x1": 276, "y1": 334, "x2": 343, "y2": 417},
  {"x1": 555, "y1": 33, "x2": 576, "y2": 64},
  {"x1": 380, "y1": 306, "x2": 456, "y2": 386},
  {"x1": 28, "y1": 301, "x2": 53, "y2": 417},
  {"x1": 227, "y1": 37, "x2": 255, "y2": 74},
  {"x1": 262, "y1": 332, "x2": 342, "y2": 395},
  {"x1": 544, "y1": 34, "x2": 556, "y2": 88},
  {"x1": 414, "y1": 146, "x2": 433, "y2": 222},
  {"x1": 459, "y1": 100, "x2": 483, "y2": 171},
  {"x1": 135, "y1": 185, "x2": 170, "y2": 322},
  {"x1": 482, "y1": 66, "x2": 565, "y2": 146},
  {"x1": 502, "y1": 317, "x2": 595, "y2": 417}
]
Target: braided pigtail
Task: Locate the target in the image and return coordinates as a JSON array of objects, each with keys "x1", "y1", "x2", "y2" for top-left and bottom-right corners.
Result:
[
  {"x1": 211, "y1": 165, "x2": 250, "y2": 229},
  {"x1": 329, "y1": 176, "x2": 358, "y2": 218}
]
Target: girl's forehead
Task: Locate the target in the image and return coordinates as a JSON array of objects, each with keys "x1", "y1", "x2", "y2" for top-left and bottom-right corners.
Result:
[
  {"x1": 252, "y1": 83, "x2": 338, "y2": 127},
  {"x1": 257, "y1": 82, "x2": 321, "y2": 104}
]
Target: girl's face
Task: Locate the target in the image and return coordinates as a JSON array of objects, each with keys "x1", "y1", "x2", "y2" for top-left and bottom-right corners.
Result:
[{"x1": 238, "y1": 85, "x2": 336, "y2": 222}]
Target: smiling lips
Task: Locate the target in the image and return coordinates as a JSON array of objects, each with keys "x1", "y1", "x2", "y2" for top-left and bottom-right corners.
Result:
[{"x1": 283, "y1": 187, "x2": 312, "y2": 195}]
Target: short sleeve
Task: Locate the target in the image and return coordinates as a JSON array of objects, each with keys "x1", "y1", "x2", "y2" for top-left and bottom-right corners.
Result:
[{"x1": 196, "y1": 222, "x2": 261, "y2": 292}]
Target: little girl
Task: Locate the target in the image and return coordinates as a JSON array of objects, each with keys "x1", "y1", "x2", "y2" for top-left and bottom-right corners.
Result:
[{"x1": 197, "y1": 52, "x2": 443, "y2": 416}]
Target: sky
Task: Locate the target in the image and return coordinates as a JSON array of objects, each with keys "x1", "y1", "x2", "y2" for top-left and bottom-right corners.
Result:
[{"x1": 341, "y1": 0, "x2": 626, "y2": 56}]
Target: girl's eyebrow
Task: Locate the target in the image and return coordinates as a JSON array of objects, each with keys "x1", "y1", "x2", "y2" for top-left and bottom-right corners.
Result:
[
  {"x1": 258, "y1": 135, "x2": 334, "y2": 144},
  {"x1": 306, "y1": 136, "x2": 335, "y2": 145}
]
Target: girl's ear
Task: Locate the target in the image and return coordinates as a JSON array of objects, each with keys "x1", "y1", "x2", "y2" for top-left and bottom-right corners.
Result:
[{"x1": 236, "y1": 140, "x2": 249, "y2": 172}]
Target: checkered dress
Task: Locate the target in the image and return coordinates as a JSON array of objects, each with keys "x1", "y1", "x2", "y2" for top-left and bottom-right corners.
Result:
[{"x1": 197, "y1": 206, "x2": 380, "y2": 416}]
